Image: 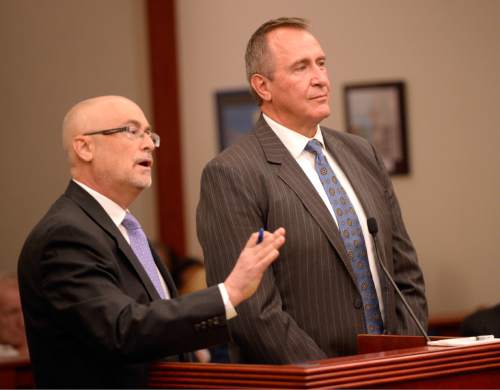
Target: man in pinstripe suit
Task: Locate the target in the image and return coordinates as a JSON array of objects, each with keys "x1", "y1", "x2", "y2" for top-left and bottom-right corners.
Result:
[{"x1": 197, "y1": 18, "x2": 427, "y2": 364}]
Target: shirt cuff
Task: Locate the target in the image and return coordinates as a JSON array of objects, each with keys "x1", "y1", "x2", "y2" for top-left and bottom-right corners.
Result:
[{"x1": 218, "y1": 283, "x2": 238, "y2": 320}]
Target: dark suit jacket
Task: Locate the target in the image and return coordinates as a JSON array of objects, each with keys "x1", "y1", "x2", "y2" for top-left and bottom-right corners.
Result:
[
  {"x1": 197, "y1": 116, "x2": 427, "y2": 364},
  {"x1": 18, "y1": 181, "x2": 228, "y2": 388},
  {"x1": 460, "y1": 304, "x2": 500, "y2": 338}
]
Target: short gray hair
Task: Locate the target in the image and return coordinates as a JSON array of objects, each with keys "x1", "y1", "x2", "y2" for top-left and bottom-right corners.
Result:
[{"x1": 245, "y1": 17, "x2": 310, "y2": 104}]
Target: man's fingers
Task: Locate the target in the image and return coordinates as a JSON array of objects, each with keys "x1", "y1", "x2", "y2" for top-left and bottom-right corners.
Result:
[
  {"x1": 243, "y1": 231, "x2": 260, "y2": 248},
  {"x1": 254, "y1": 248, "x2": 281, "y2": 271},
  {"x1": 254, "y1": 235, "x2": 285, "y2": 267},
  {"x1": 273, "y1": 227, "x2": 286, "y2": 238},
  {"x1": 259, "y1": 228, "x2": 286, "y2": 246},
  {"x1": 257, "y1": 230, "x2": 286, "y2": 253},
  {"x1": 244, "y1": 227, "x2": 286, "y2": 250},
  {"x1": 226, "y1": 228, "x2": 286, "y2": 306}
]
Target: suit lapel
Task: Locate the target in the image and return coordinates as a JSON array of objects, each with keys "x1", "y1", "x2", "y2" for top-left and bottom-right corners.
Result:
[
  {"x1": 151, "y1": 247, "x2": 178, "y2": 298},
  {"x1": 255, "y1": 117, "x2": 357, "y2": 283},
  {"x1": 322, "y1": 130, "x2": 378, "y2": 225},
  {"x1": 65, "y1": 181, "x2": 162, "y2": 301}
]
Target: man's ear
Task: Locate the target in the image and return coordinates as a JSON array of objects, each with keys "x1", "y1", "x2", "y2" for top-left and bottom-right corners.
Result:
[
  {"x1": 250, "y1": 74, "x2": 272, "y2": 102},
  {"x1": 72, "y1": 135, "x2": 94, "y2": 162}
]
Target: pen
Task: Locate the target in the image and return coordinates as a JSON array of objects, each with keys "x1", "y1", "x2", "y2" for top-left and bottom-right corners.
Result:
[{"x1": 257, "y1": 228, "x2": 264, "y2": 244}]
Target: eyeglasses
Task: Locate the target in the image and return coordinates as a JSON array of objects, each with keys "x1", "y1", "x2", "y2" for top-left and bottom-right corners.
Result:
[{"x1": 83, "y1": 126, "x2": 160, "y2": 148}]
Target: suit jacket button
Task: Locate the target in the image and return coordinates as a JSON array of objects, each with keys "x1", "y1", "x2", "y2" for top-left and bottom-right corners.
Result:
[{"x1": 354, "y1": 298, "x2": 362, "y2": 309}]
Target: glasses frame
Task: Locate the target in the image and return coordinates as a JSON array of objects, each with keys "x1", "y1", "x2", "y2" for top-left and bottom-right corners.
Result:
[{"x1": 83, "y1": 126, "x2": 160, "y2": 148}]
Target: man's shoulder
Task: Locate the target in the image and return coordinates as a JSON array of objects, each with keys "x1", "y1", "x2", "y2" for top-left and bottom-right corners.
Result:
[
  {"x1": 321, "y1": 126, "x2": 370, "y2": 147},
  {"x1": 21, "y1": 189, "x2": 97, "y2": 249},
  {"x1": 205, "y1": 131, "x2": 264, "y2": 169},
  {"x1": 321, "y1": 126, "x2": 375, "y2": 157}
]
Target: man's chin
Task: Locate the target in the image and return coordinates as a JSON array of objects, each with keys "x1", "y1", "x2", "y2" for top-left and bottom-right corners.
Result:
[
  {"x1": 315, "y1": 106, "x2": 331, "y2": 122},
  {"x1": 142, "y1": 180, "x2": 152, "y2": 189},
  {"x1": 132, "y1": 177, "x2": 152, "y2": 190}
]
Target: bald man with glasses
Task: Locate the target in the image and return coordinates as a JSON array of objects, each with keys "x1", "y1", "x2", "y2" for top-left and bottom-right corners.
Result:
[{"x1": 18, "y1": 95, "x2": 285, "y2": 388}]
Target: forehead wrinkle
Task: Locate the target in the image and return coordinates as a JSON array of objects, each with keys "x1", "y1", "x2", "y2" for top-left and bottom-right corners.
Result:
[
  {"x1": 124, "y1": 119, "x2": 150, "y2": 131},
  {"x1": 270, "y1": 28, "x2": 324, "y2": 58}
]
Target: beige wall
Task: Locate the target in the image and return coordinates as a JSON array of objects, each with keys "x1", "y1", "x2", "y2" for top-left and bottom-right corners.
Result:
[
  {"x1": 0, "y1": 0, "x2": 157, "y2": 273},
  {"x1": 176, "y1": 0, "x2": 500, "y2": 316}
]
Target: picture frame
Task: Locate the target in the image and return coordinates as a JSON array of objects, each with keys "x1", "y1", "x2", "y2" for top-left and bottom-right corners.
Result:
[
  {"x1": 343, "y1": 81, "x2": 409, "y2": 175},
  {"x1": 215, "y1": 89, "x2": 259, "y2": 150}
]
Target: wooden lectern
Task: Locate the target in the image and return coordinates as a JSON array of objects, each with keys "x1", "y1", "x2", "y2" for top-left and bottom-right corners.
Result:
[
  {"x1": 2, "y1": 336, "x2": 499, "y2": 388},
  {"x1": 148, "y1": 335, "x2": 500, "y2": 388},
  {"x1": 0, "y1": 355, "x2": 32, "y2": 389}
]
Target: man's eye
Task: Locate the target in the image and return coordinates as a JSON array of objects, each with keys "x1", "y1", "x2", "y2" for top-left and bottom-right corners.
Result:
[{"x1": 127, "y1": 128, "x2": 139, "y2": 135}]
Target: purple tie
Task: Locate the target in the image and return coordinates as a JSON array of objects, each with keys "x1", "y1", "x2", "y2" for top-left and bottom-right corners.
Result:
[{"x1": 122, "y1": 212, "x2": 165, "y2": 299}]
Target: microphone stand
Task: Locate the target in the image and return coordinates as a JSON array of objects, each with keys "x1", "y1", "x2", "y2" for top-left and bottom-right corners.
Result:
[{"x1": 367, "y1": 217, "x2": 431, "y2": 343}]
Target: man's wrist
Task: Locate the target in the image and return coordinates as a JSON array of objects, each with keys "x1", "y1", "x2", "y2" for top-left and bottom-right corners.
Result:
[{"x1": 218, "y1": 283, "x2": 237, "y2": 320}]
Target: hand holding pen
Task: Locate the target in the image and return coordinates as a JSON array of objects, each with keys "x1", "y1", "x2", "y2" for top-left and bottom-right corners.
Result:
[
  {"x1": 257, "y1": 228, "x2": 264, "y2": 244},
  {"x1": 224, "y1": 227, "x2": 286, "y2": 307}
]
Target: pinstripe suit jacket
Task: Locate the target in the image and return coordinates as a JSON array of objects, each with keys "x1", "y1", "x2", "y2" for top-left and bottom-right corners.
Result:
[{"x1": 197, "y1": 116, "x2": 427, "y2": 364}]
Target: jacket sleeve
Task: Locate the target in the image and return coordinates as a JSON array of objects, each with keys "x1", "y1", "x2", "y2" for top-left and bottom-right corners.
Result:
[
  {"x1": 197, "y1": 160, "x2": 327, "y2": 364},
  {"x1": 36, "y1": 222, "x2": 228, "y2": 363}
]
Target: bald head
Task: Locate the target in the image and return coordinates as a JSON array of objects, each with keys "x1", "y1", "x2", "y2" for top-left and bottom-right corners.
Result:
[
  {"x1": 62, "y1": 95, "x2": 141, "y2": 163},
  {"x1": 60, "y1": 95, "x2": 154, "y2": 208}
]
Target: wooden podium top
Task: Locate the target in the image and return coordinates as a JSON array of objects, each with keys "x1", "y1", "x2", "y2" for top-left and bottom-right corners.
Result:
[
  {"x1": 2, "y1": 336, "x2": 499, "y2": 388},
  {"x1": 149, "y1": 335, "x2": 500, "y2": 388}
]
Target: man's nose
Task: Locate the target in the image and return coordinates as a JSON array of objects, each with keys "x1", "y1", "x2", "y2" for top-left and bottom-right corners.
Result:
[
  {"x1": 141, "y1": 133, "x2": 156, "y2": 150},
  {"x1": 311, "y1": 66, "x2": 329, "y2": 87}
]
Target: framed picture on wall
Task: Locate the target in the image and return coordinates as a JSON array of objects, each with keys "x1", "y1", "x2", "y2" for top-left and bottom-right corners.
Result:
[
  {"x1": 343, "y1": 81, "x2": 409, "y2": 175},
  {"x1": 215, "y1": 89, "x2": 259, "y2": 150}
]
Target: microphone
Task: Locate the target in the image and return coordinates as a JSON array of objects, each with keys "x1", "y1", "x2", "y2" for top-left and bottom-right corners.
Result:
[{"x1": 367, "y1": 217, "x2": 431, "y2": 342}]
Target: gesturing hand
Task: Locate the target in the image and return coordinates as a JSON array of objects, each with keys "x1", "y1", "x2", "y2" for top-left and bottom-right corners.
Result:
[{"x1": 224, "y1": 228, "x2": 285, "y2": 307}]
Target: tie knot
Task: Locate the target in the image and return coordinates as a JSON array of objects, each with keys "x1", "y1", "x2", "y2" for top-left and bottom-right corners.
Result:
[
  {"x1": 305, "y1": 139, "x2": 324, "y2": 157},
  {"x1": 122, "y1": 212, "x2": 141, "y2": 231}
]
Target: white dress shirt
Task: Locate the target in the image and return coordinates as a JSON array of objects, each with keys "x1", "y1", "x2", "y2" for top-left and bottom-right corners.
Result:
[
  {"x1": 72, "y1": 180, "x2": 237, "y2": 319},
  {"x1": 262, "y1": 114, "x2": 385, "y2": 318}
]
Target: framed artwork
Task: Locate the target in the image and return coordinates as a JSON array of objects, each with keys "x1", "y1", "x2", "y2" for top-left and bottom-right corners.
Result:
[
  {"x1": 343, "y1": 81, "x2": 409, "y2": 175},
  {"x1": 215, "y1": 89, "x2": 259, "y2": 150}
]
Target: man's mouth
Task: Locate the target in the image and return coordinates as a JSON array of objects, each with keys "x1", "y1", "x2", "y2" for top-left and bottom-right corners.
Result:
[
  {"x1": 310, "y1": 94, "x2": 328, "y2": 100},
  {"x1": 136, "y1": 158, "x2": 153, "y2": 168}
]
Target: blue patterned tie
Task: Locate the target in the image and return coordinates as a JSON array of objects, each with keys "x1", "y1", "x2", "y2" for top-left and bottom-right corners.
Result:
[
  {"x1": 305, "y1": 139, "x2": 383, "y2": 334},
  {"x1": 122, "y1": 212, "x2": 166, "y2": 299}
]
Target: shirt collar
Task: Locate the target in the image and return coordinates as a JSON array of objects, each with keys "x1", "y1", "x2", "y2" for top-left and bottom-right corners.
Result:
[
  {"x1": 72, "y1": 179, "x2": 127, "y2": 227},
  {"x1": 262, "y1": 113, "x2": 325, "y2": 158}
]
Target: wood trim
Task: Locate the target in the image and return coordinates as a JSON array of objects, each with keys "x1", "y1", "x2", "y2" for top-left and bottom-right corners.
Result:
[
  {"x1": 146, "y1": 0, "x2": 185, "y2": 256},
  {"x1": 149, "y1": 339, "x2": 500, "y2": 388},
  {"x1": 0, "y1": 356, "x2": 33, "y2": 389}
]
